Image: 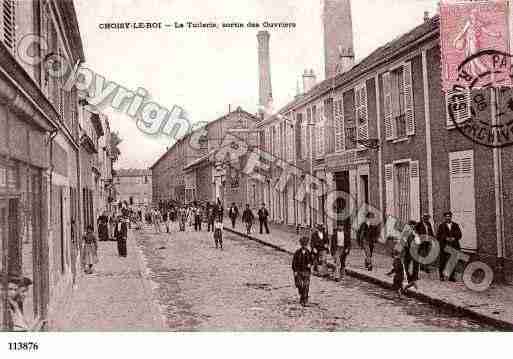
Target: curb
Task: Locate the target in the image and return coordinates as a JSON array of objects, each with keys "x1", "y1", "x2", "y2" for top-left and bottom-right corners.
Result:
[
  {"x1": 225, "y1": 227, "x2": 513, "y2": 331},
  {"x1": 130, "y1": 230, "x2": 168, "y2": 331}
]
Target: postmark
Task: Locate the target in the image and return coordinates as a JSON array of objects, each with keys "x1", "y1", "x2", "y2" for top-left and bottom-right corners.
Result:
[
  {"x1": 440, "y1": 0, "x2": 510, "y2": 91},
  {"x1": 448, "y1": 50, "x2": 513, "y2": 148}
]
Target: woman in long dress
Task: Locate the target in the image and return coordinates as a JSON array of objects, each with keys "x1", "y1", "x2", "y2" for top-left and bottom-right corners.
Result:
[
  {"x1": 82, "y1": 225, "x2": 99, "y2": 274},
  {"x1": 97, "y1": 211, "x2": 109, "y2": 241}
]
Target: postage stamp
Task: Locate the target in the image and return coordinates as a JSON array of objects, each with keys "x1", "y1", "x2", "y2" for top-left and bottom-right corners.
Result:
[
  {"x1": 447, "y1": 50, "x2": 513, "y2": 147},
  {"x1": 440, "y1": 0, "x2": 510, "y2": 91}
]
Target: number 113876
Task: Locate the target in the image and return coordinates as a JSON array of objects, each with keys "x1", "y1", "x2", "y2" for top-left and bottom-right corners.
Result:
[{"x1": 8, "y1": 342, "x2": 39, "y2": 351}]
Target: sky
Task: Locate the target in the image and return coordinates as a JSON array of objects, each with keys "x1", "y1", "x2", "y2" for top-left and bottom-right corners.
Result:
[{"x1": 74, "y1": 0, "x2": 439, "y2": 170}]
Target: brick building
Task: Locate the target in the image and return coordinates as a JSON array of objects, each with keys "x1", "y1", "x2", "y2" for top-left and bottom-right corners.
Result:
[
  {"x1": 114, "y1": 169, "x2": 152, "y2": 207},
  {"x1": 254, "y1": 7, "x2": 513, "y2": 282},
  {"x1": 151, "y1": 107, "x2": 259, "y2": 208}
]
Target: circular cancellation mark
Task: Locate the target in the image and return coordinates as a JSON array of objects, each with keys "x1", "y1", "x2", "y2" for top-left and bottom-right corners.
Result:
[{"x1": 448, "y1": 49, "x2": 513, "y2": 148}]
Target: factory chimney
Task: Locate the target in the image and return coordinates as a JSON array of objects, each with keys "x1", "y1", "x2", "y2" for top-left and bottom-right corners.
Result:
[
  {"x1": 257, "y1": 31, "x2": 273, "y2": 118},
  {"x1": 302, "y1": 69, "x2": 316, "y2": 94},
  {"x1": 323, "y1": 0, "x2": 355, "y2": 78}
]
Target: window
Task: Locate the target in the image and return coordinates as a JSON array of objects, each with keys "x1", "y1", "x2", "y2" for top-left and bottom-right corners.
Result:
[
  {"x1": 334, "y1": 97, "x2": 345, "y2": 152},
  {"x1": 446, "y1": 86, "x2": 471, "y2": 127},
  {"x1": 383, "y1": 62, "x2": 415, "y2": 140},
  {"x1": 296, "y1": 113, "x2": 303, "y2": 159},
  {"x1": 384, "y1": 160, "x2": 420, "y2": 224},
  {"x1": 355, "y1": 84, "x2": 369, "y2": 145}
]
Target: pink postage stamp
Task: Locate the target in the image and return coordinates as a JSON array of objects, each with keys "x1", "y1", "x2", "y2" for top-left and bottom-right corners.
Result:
[{"x1": 440, "y1": 0, "x2": 511, "y2": 91}]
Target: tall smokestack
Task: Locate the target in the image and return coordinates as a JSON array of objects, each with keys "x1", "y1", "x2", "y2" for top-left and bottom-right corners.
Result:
[
  {"x1": 323, "y1": 0, "x2": 355, "y2": 78},
  {"x1": 257, "y1": 31, "x2": 273, "y2": 118}
]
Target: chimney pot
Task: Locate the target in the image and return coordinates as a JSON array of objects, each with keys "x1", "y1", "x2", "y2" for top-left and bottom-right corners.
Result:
[{"x1": 424, "y1": 11, "x2": 430, "y2": 22}]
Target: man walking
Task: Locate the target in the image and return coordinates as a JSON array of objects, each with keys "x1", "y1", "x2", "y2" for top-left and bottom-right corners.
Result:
[
  {"x1": 436, "y1": 211, "x2": 462, "y2": 281},
  {"x1": 292, "y1": 236, "x2": 313, "y2": 306},
  {"x1": 228, "y1": 202, "x2": 239, "y2": 229},
  {"x1": 242, "y1": 204, "x2": 254, "y2": 234},
  {"x1": 257, "y1": 203, "x2": 270, "y2": 234},
  {"x1": 358, "y1": 212, "x2": 376, "y2": 271},
  {"x1": 331, "y1": 224, "x2": 351, "y2": 281}
]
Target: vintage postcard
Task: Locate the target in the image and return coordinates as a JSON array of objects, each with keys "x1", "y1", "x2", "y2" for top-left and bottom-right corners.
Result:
[{"x1": 0, "y1": 1, "x2": 512, "y2": 354}]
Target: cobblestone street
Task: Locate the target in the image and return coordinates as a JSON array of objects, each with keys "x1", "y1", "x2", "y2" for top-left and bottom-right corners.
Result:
[{"x1": 134, "y1": 224, "x2": 494, "y2": 331}]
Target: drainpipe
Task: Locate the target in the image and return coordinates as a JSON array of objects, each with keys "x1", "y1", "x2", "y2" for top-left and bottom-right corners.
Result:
[{"x1": 491, "y1": 88, "x2": 505, "y2": 282}]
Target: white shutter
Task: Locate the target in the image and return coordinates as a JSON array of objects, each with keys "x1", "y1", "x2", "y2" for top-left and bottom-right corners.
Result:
[
  {"x1": 385, "y1": 163, "x2": 395, "y2": 216},
  {"x1": 404, "y1": 62, "x2": 415, "y2": 135},
  {"x1": 334, "y1": 99, "x2": 345, "y2": 152},
  {"x1": 449, "y1": 150, "x2": 477, "y2": 250},
  {"x1": 357, "y1": 84, "x2": 369, "y2": 142},
  {"x1": 383, "y1": 72, "x2": 394, "y2": 140},
  {"x1": 446, "y1": 87, "x2": 471, "y2": 127},
  {"x1": 409, "y1": 160, "x2": 420, "y2": 221}
]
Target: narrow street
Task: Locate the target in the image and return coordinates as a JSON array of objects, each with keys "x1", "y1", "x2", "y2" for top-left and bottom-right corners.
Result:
[{"x1": 134, "y1": 224, "x2": 494, "y2": 331}]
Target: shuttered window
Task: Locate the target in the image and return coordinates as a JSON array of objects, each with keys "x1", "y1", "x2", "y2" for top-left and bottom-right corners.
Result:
[
  {"x1": 446, "y1": 87, "x2": 471, "y2": 127},
  {"x1": 1, "y1": 0, "x2": 16, "y2": 53},
  {"x1": 383, "y1": 62, "x2": 415, "y2": 140},
  {"x1": 355, "y1": 83, "x2": 369, "y2": 144},
  {"x1": 449, "y1": 150, "x2": 477, "y2": 250},
  {"x1": 385, "y1": 160, "x2": 421, "y2": 222},
  {"x1": 385, "y1": 163, "x2": 395, "y2": 217},
  {"x1": 334, "y1": 98, "x2": 345, "y2": 152},
  {"x1": 409, "y1": 160, "x2": 420, "y2": 222}
]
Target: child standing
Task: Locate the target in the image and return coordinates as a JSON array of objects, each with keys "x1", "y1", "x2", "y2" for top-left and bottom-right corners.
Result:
[
  {"x1": 387, "y1": 249, "x2": 406, "y2": 298},
  {"x1": 213, "y1": 218, "x2": 223, "y2": 249},
  {"x1": 82, "y1": 225, "x2": 98, "y2": 274},
  {"x1": 292, "y1": 236, "x2": 314, "y2": 306}
]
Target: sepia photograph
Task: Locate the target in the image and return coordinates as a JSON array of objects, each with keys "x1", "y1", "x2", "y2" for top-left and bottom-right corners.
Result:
[{"x1": 0, "y1": 0, "x2": 512, "y2": 356}]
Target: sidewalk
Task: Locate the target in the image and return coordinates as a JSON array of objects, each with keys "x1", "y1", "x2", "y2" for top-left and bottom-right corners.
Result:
[
  {"x1": 55, "y1": 230, "x2": 166, "y2": 331},
  {"x1": 225, "y1": 219, "x2": 513, "y2": 330}
]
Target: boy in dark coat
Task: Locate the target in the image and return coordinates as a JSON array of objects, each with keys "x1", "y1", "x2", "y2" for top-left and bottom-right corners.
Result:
[
  {"x1": 292, "y1": 236, "x2": 314, "y2": 306},
  {"x1": 436, "y1": 211, "x2": 462, "y2": 281},
  {"x1": 387, "y1": 248, "x2": 405, "y2": 298},
  {"x1": 242, "y1": 204, "x2": 254, "y2": 234}
]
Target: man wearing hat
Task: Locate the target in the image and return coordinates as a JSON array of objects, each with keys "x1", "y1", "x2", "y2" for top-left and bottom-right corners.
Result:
[
  {"x1": 436, "y1": 211, "x2": 462, "y2": 281},
  {"x1": 415, "y1": 213, "x2": 435, "y2": 272},
  {"x1": 292, "y1": 237, "x2": 314, "y2": 306}
]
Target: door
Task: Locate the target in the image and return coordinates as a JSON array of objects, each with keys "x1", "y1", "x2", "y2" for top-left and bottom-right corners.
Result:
[{"x1": 449, "y1": 150, "x2": 477, "y2": 251}]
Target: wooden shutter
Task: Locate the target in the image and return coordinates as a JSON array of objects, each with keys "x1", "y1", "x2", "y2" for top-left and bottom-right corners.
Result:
[
  {"x1": 356, "y1": 84, "x2": 369, "y2": 142},
  {"x1": 317, "y1": 121, "x2": 325, "y2": 158},
  {"x1": 449, "y1": 150, "x2": 477, "y2": 250},
  {"x1": 334, "y1": 99, "x2": 345, "y2": 152},
  {"x1": 409, "y1": 160, "x2": 420, "y2": 221},
  {"x1": 404, "y1": 62, "x2": 415, "y2": 135},
  {"x1": 446, "y1": 87, "x2": 471, "y2": 127},
  {"x1": 385, "y1": 163, "x2": 395, "y2": 216},
  {"x1": 301, "y1": 122, "x2": 307, "y2": 159},
  {"x1": 1, "y1": 0, "x2": 16, "y2": 53},
  {"x1": 383, "y1": 72, "x2": 394, "y2": 140}
]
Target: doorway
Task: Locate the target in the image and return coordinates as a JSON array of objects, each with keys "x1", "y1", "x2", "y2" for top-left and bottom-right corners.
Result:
[{"x1": 334, "y1": 172, "x2": 350, "y2": 233}]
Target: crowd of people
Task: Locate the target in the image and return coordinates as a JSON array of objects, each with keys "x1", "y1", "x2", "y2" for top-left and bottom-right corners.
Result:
[{"x1": 292, "y1": 211, "x2": 463, "y2": 305}]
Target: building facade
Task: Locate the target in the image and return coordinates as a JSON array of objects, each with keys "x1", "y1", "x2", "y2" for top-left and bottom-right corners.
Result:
[
  {"x1": 255, "y1": 13, "x2": 513, "y2": 282},
  {"x1": 151, "y1": 107, "x2": 260, "y2": 208},
  {"x1": 0, "y1": 0, "x2": 116, "y2": 330},
  {"x1": 114, "y1": 169, "x2": 152, "y2": 208}
]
